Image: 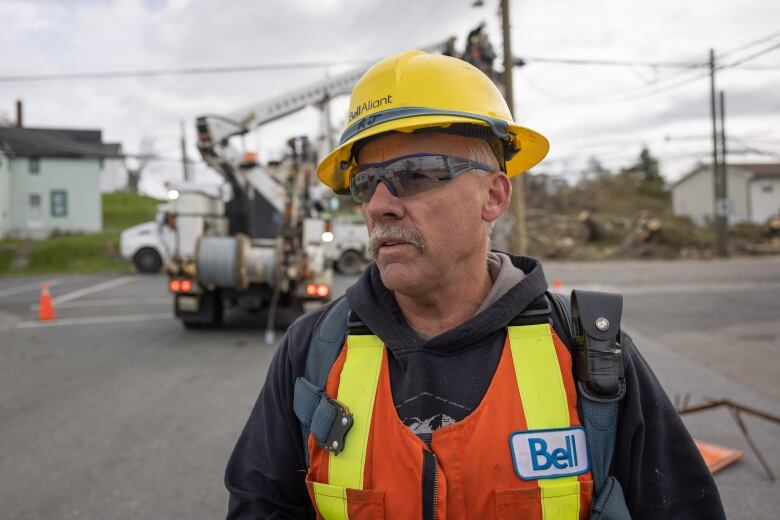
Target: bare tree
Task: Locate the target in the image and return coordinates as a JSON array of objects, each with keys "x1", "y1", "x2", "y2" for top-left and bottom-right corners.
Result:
[
  {"x1": 0, "y1": 111, "x2": 14, "y2": 127},
  {"x1": 125, "y1": 136, "x2": 156, "y2": 193}
]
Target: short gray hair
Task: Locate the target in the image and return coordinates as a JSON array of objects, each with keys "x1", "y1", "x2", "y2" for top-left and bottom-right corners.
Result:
[
  {"x1": 458, "y1": 136, "x2": 500, "y2": 254},
  {"x1": 462, "y1": 137, "x2": 501, "y2": 173}
]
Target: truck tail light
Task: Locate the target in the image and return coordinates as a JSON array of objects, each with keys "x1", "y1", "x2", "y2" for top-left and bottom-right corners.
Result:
[
  {"x1": 169, "y1": 279, "x2": 193, "y2": 293},
  {"x1": 306, "y1": 284, "x2": 330, "y2": 298}
]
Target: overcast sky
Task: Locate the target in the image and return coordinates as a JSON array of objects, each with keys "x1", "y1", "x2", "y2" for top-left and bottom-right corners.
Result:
[{"x1": 2, "y1": 0, "x2": 779, "y2": 197}]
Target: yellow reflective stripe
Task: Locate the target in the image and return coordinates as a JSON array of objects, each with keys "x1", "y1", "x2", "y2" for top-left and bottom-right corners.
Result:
[
  {"x1": 312, "y1": 481, "x2": 348, "y2": 520},
  {"x1": 508, "y1": 324, "x2": 580, "y2": 520},
  {"x1": 508, "y1": 324, "x2": 570, "y2": 429},
  {"x1": 328, "y1": 334, "x2": 384, "y2": 491},
  {"x1": 541, "y1": 480, "x2": 581, "y2": 519}
]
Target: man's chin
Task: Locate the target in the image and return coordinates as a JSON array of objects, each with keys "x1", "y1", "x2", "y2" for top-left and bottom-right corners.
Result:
[{"x1": 376, "y1": 262, "x2": 422, "y2": 294}]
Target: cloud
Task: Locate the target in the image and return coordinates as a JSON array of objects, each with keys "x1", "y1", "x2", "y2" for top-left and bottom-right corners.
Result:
[{"x1": 0, "y1": 0, "x2": 778, "y2": 190}]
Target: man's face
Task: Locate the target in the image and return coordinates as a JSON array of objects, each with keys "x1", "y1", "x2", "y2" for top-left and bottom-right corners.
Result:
[{"x1": 357, "y1": 131, "x2": 505, "y2": 296}]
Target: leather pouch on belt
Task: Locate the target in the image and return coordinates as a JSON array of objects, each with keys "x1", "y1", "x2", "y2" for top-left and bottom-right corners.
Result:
[{"x1": 571, "y1": 290, "x2": 626, "y2": 401}]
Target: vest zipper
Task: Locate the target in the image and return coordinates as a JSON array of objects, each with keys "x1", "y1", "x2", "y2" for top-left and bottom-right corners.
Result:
[
  {"x1": 432, "y1": 453, "x2": 439, "y2": 520},
  {"x1": 422, "y1": 448, "x2": 438, "y2": 520}
]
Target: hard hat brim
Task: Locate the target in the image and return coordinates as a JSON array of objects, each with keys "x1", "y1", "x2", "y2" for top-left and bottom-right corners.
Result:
[{"x1": 317, "y1": 114, "x2": 549, "y2": 193}]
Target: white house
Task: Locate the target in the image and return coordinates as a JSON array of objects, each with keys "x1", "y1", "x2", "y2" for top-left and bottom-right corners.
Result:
[
  {"x1": 99, "y1": 142, "x2": 129, "y2": 193},
  {"x1": 0, "y1": 126, "x2": 120, "y2": 238},
  {"x1": 671, "y1": 163, "x2": 780, "y2": 226},
  {"x1": 0, "y1": 148, "x2": 10, "y2": 239}
]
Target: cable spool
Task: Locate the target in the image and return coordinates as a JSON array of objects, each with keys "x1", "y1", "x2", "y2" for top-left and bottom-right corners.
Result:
[
  {"x1": 196, "y1": 235, "x2": 251, "y2": 289},
  {"x1": 196, "y1": 235, "x2": 277, "y2": 290}
]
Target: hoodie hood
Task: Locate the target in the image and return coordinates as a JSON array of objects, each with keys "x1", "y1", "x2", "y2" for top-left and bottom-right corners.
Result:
[{"x1": 345, "y1": 254, "x2": 548, "y2": 355}]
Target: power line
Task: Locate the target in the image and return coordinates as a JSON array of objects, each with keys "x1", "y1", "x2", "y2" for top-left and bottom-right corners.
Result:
[
  {"x1": 717, "y1": 29, "x2": 780, "y2": 59},
  {"x1": 523, "y1": 37, "x2": 780, "y2": 105},
  {"x1": 520, "y1": 30, "x2": 780, "y2": 71},
  {"x1": 523, "y1": 56, "x2": 705, "y2": 69},
  {"x1": 523, "y1": 55, "x2": 780, "y2": 71},
  {"x1": 722, "y1": 41, "x2": 780, "y2": 69},
  {"x1": 592, "y1": 41, "x2": 780, "y2": 103},
  {"x1": 2, "y1": 46, "x2": 778, "y2": 85},
  {"x1": 517, "y1": 29, "x2": 780, "y2": 105},
  {"x1": 622, "y1": 40, "x2": 780, "y2": 101},
  {"x1": 0, "y1": 60, "x2": 370, "y2": 84},
  {"x1": 608, "y1": 33, "x2": 780, "y2": 101}
]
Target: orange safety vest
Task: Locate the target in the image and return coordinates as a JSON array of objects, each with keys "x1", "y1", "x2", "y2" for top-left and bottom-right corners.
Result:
[{"x1": 305, "y1": 323, "x2": 594, "y2": 519}]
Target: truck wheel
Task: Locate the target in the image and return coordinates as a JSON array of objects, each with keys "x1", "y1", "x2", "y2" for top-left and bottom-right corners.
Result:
[
  {"x1": 336, "y1": 250, "x2": 364, "y2": 275},
  {"x1": 133, "y1": 247, "x2": 163, "y2": 273},
  {"x1": 178, "y1": 290, "x2": 223, "y2": 329}
]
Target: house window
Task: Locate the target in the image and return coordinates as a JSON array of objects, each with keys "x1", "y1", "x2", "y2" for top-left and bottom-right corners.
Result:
[
  {"x1": 51, "y1": 190, "x2": 68, "y2": 217},
  {"x1": 761, "y1": 183, "x2": 774, "y2": 193},
  {"x1": 29, "y1": 157, "x2": 40, "y2": 174}
]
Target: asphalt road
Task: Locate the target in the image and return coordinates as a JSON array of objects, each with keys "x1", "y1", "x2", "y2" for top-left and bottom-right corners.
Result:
[{"x1": 1, "y1": 257, "x2": 778, "y2": 519}]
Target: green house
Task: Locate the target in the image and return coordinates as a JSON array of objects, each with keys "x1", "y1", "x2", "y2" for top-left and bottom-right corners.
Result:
[{"x1": 0, "y1": 127, "x2": 120, "y2": 239}]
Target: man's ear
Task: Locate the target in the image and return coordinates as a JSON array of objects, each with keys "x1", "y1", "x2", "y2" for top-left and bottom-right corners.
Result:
[{"x1": 482, "y1": 172, "x2": 512, "y2": 223}]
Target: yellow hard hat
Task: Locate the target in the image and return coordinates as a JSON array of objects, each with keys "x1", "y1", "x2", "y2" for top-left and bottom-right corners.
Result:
[{"x1": 317, "y1": 50, "x2": 549, "y2": 192}]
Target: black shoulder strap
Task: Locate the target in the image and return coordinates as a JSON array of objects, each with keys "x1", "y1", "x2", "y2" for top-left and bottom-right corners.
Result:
[
  {"x1": 292, "y1": 297, "x2": 352, "y2": 464},
  {"x1": 304, "y1": 297, "x2": 351, "y2": 390},
  {"x1": 555, "y1": 289, "x2": 628, "y2": 512}
]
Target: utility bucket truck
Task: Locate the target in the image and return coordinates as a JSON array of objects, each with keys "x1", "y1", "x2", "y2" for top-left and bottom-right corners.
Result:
[
  {"x1": 164, "y1": 39, "x2": 451, "y2": 329},
  {"x1": 164, "y1": 138, "x2": 332, "y2": 329}
]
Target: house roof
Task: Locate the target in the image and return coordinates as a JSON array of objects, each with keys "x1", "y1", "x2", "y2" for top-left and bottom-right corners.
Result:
[
  {"x1": 0, "y1": 126, "x2": 122, "y2": 158},
  {"x1": 731, "y1": 163, "x2": 780, "y2": 181},
  {"x1": 671, "y1": 162, "x2": 780, "y2": 188}
]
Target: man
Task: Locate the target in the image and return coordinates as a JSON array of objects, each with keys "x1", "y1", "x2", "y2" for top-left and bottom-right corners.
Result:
[{"x1": 225, "y1": 50, "x2": 725, "y2": 519}]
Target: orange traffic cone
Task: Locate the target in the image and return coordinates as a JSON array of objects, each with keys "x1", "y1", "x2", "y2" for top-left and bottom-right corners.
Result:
[
  {"x1": 553, "y1": 279, "x2": 563, "y2": 290},
  {"x1": 695, "y1": 440, "x2": 743, "y2": 474},
  {"x1": 38, "y1": 282, "x2": 56, "y2": 321}
]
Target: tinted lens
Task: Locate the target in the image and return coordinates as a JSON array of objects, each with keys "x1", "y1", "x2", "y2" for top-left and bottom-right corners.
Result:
[
  {"x1": 351, "y1": 155, "x2": 453, "y2": 202},
  {"x1": 386, "y1": 156, "x2": 450, "y2": 197},
  {"x1": 350, "y1": 171, "x2": 379, "y2": 203}
]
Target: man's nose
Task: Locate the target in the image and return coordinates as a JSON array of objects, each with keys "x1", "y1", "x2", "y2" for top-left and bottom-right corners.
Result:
[{"x1": 365, "y1": 180, "x2": 404, "y2": 221}]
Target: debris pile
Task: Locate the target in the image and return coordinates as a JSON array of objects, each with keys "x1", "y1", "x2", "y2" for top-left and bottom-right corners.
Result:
[{"x1": 520, "y1": 209, "x2": 780, "y2": 260}]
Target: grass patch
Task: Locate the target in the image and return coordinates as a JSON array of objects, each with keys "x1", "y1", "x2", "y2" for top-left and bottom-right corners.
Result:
[
  {"x1": 0, "y1": 238, "x2": 25, "y2": 276},
  {"x1": 24, "y1": 232, "x2": 131, "y2": 274},
  {"x1": 0, "y1": 249, "x2": 15, "y2": 275},
  {"x1": 1, "y1": 193, "x2": 162, "y2": 276},
  {"x1": 103, "y1": 192, "x2": 161, "y2": 231}
]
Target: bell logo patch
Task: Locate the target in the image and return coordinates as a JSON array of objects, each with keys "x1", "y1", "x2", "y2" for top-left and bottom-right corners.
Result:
[{"x1": 510, "y1": 427, "x2": 590, "y2": 480}]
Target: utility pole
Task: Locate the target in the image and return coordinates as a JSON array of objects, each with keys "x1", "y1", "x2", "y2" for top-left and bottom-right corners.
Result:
[
  {"x1": 709, "y1": 49, "x2": 728, "y2": 257},
  {"x1": 501, "y1": 0, "x2": 528, "y2": 255},
  {"x1": 180, "y1": 120, "x2": 191, "y2": 182},
  {"x1": 719, "y1": 90, "x2": 729, "y2": 256}
]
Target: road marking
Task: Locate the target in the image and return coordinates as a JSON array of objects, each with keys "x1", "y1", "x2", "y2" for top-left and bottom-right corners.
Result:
[
  {"x1": 30, "y1": 297, "x2": 170, "y2": 310},
  {"x1": 0, "y1": 279, "x2": 62, "y2": 299},
  {"x1": 12, "y1": 313, "x2": 173, "y2": 329},
  {"x1": 51, "y1": 276, "x2": 137, "y2": 305}
]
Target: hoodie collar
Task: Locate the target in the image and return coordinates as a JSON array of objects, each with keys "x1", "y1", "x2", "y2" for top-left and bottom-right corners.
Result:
[{"x1": 345, "y1": 254, "x2": 549, "y2": 355}]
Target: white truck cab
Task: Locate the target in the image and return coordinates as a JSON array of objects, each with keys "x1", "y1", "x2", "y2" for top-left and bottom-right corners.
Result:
[{"x1": 120, "y1": 205, "x2": 175, "y2": 273}]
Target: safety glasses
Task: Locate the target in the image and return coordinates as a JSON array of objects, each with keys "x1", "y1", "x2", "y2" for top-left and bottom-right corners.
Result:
[{"x1": 350, "y1": 153, "x2": 493, "y2": 203}]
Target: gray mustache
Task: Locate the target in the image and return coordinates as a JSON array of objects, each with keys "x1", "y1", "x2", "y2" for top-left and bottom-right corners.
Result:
[{"x1": 368, "y1": 225, "x2": 426, "y2": 259}]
